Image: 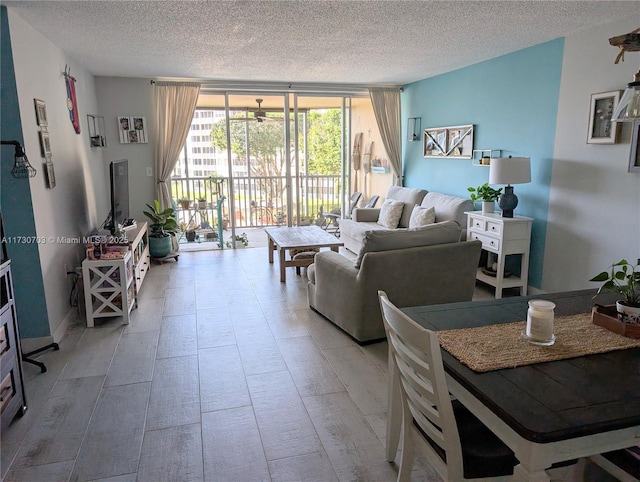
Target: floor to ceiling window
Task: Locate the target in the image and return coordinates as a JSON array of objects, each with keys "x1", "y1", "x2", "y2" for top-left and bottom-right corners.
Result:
[{"x1": 170, "y1": 90, "x2": 378, "y2": 244}]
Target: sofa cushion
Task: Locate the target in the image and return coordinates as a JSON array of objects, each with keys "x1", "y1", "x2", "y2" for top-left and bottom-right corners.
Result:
[
  {"x1": 409, "y1": 205, "x2": 436, "y2": 229},
  {"x1": 307, "y1": 263, "x2": 316, "y2": 283},
  {"x1": 354, "y1": 220, "x2": 461, "y2": 268},
  {"x1": 377, "y1": 199, "x2": 404, "y2": 229},
  {"x1": 421, "y1": 191, "x2": 474, "y2": 226},
  {"x1": 387, "y1": 186, "x2": 428, "y2": 228}
]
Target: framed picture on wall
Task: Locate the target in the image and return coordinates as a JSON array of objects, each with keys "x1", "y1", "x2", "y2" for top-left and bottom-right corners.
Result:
[
  {"x1": 629, "y1": 119, "x2": 640, "y2": 172},
  {"x1": 34, "y1": 99, "x2": 48, "y2": 127},
  {"x1": 39, "y1": 131, "x2": 52, "y2": 157},
  {"x1": 44, "y1": 159, "x2": 56, "y2": 189},
  {"x1": 424, "y1": 125, "x2": 474, "y2": 158},
  {"x1": 118, "y1": 115, "x2": 148, "y2": 143},
  {"x1": 587, "y1": 90, "x2": 621, "y2": 144}
]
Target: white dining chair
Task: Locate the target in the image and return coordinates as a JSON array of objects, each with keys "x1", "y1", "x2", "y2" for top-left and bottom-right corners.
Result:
[
  {"x1": 378, "y1": 290, "x2": 518, "y2": 481},
  {"x1": 589, "y1": 448, "x2": 640, "y2": 482}
]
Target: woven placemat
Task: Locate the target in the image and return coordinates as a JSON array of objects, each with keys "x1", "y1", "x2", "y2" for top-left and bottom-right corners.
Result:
[{"x1": 437, "y1": 313, "x2": 640, "y2": 373}]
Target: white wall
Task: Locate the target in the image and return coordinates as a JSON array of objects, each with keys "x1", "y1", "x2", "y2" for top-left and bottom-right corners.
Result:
[
  {"x1": 351, "y1": 97, "x2": 392, "y2": 203},
  {"x1": 9, "y1": 9, "x2": 108, "y2": 342},
  {"x1": 95, "y1": 77, "x2": 156, "y2": 223},
  {"x1": 543, "y1": 17, "x2": 640, "y2": 292}
]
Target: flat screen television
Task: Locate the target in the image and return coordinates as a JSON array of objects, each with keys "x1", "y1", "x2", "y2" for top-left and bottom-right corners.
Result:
[{"x1": 109, "y1": 159, "x2": 130, "y2": 234}]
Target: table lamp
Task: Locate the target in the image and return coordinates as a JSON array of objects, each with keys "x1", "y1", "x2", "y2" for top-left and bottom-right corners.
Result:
[{"x1": 489, "y1": 156, "x2": 531, "y2": 218}]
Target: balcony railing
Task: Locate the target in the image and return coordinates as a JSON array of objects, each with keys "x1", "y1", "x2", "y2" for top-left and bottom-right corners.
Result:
[{"x1": 171, "y1": 175, "x2": 342, "y2": 230}]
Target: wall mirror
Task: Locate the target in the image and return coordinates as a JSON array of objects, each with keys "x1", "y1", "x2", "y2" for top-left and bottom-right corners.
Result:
[{"x1": 423, "y1": 124, "x2": 474, "y2": 158}]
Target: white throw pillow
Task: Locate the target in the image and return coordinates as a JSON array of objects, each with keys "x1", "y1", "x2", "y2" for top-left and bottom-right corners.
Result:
[
  {"x1": 377, "y1": 199, "x2": 404, "y2": 229},
  {"x1": 409, "y1": 205, "x2": 436, "y2": 229}
]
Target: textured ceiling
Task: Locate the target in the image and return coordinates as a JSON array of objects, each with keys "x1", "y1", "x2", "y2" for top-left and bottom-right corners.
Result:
[{"x1": 4, "y1": 0, "x2": 639, "y2": 86}]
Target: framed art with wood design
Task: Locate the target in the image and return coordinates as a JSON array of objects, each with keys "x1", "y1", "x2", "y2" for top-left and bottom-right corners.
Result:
[{"x1": 424, "y1": 125, "x2": 474, "y2": 158}]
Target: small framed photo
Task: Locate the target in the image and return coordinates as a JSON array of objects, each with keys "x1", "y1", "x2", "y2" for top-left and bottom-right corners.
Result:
[
  {"x1": 39, "y1": 131, "x2": 52, "y2": 157},
  {"x1": 118, "y1": 115, "x2": 148, "y2": 143},
  {"x1": 34, "y1": 98, "x2": 47, "y2": 127},
  {"x1": 587, "y1": 90, "x2": 621, "y2": 144},
  {"x1": 44, "y1": 159, "x2": 56, "y2": 189},
  {"x1": 629, "y1": 119, "x2": 640, "y2": 172}
]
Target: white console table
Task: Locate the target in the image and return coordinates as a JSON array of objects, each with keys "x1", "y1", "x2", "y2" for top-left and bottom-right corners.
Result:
[{"x1": 465, "y1": 211, "x2": 533, "y2": 299}]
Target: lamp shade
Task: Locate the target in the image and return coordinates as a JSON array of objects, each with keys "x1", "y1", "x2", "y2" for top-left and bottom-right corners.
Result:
[{"x1": 489, "y1": 157, "x2": 531, "y2": 185}]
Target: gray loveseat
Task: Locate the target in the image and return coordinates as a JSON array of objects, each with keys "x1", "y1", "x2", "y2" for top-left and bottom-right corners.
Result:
[
  {"x1": 307, "y1": 221, "x2": 482, "y2": 343},
  {"x1": 339, "y1": 186, "x2": 474, "y2": 255}
]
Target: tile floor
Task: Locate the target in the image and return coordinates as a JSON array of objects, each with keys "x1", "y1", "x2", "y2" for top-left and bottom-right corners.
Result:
[{"x1": 1, "y1": 245, "x2": 615, "y2": 481}]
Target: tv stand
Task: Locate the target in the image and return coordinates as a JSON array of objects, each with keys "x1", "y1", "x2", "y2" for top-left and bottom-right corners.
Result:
[{"x1": 82, "y1": 222, "x2": 149, "y2": 327}]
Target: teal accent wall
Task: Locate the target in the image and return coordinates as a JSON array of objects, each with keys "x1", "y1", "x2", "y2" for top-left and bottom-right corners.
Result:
[
  {"x1": 1, "y1": 6, "x2": 50, "y2": 338},
  {"x1": 401, "y1": 39, "x2": 564, "y2": 289}
]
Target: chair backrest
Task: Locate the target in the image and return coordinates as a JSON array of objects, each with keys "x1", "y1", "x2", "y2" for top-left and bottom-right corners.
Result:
[
  {"x1": 348, "y1": 191, "x2": 363, "y2": 214},
  {"x1": 378, "y1": 290, "x2": 464, "y2": 481},
  {"x1": 364, "y1": 195, "x2": 380, "y2": 208}
]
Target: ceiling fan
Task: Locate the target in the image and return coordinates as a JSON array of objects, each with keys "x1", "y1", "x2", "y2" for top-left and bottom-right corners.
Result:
[{"x1": 229, "y1": 98, "x2": 282, "y2": 122}]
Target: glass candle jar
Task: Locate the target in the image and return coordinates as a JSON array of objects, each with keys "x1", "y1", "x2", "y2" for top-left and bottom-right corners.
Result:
[{"x1": 525, "y1": 300, "x2": 556, "y2": 345}]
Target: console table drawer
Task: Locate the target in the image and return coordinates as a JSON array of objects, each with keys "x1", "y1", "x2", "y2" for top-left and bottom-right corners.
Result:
[
  {"x1": 468, "y1": 216, "x2": 502, "y2": 235},
  {"x1": 470, "y1": 232, "x2": 500, "y2": 251}
]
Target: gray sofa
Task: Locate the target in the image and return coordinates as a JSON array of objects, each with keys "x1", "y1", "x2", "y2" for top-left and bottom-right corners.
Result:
[
  {"x1": 339, "y1": 186, "x2": 474, "y2": 255},
  {"x1": 307, "y1": 221, "x2": 482, "y2": 343}
]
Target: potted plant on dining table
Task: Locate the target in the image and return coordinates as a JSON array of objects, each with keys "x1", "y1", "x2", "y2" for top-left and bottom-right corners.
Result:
[{"x1": 590, "y1": 258, "x2": 640, "y2": 323}]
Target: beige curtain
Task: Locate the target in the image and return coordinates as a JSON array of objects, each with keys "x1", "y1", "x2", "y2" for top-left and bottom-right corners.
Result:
[
  {"x1": 369, "y1": 88, "x2": 403, "y2": 186},
  {"x1": 154, "y1": 81, "x2": 201, "y2": 209}
]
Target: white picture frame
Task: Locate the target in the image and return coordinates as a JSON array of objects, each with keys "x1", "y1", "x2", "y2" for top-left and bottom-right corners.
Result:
[
  {"x1": 118, "y1": 115, "x2": 148, "y2": 143},
  {"x1": 587, "y1": 91, "x2": 621, "y2": 144}
]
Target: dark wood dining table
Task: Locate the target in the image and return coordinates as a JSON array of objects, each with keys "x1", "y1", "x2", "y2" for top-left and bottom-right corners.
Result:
[{"x1": 395, "y1": 290, "x2": 640, "y2": 481}]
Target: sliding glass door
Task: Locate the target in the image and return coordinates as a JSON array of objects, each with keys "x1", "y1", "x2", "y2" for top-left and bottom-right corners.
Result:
[{"x1": 171, "y1": 91, "x2": 358, "y2": 240}]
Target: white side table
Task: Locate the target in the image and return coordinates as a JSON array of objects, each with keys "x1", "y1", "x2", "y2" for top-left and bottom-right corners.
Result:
[{"x1": 465, "y1": 211, "x2": 533, "y2": 299}]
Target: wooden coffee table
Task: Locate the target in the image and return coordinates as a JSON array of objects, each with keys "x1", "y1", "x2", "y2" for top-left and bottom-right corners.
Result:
[{"x1": 264, "y1": 225, "x2": 344, "y2": 282}]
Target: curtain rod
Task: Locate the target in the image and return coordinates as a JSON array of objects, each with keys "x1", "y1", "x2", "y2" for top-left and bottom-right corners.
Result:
[{"x1": 150, "y1": 78, "x2": 403, "y2": 94}]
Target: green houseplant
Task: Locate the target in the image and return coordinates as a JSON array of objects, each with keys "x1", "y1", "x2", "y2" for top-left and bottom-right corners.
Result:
[
  {"x1": 177, "y1": 197, "x2": 191, "y2": 210},
  {"x1": 590, "y1": 258, "x2": 640, "y2": 321},
  {"x1": 468, "y1": 183, "x2": 503, "y2": 214},
  {"x1": 225, "y1": 232, "x2": 249, "y2": 248},
  {"x1": 143, "y1": 200, "x2": 178, "y2": 258}
]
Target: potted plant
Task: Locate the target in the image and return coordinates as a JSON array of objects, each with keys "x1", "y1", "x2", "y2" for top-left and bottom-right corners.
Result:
[
  {"x1": 467, "y1": 183, "x2": 503, "y2": 213},
  {"x1": 197, "y1": 196, "x2": 207, "y2": 209},
  {"x1": 143, "y1": 200, "x2": 178, "y2": 258},
  {"x1": 177, "y1": 197, "x2": 191, "y2": 210},
  {"x1": 225, "y1": 232, "x2": 249, "y2": 248},
  {"x1": 590, "y1": 258, "x2": 640, "y2": 322}
]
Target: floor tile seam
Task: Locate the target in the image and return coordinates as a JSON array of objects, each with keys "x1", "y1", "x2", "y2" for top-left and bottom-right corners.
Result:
[
  {"x1": 65, "y1": 360, "x2": 123, "y2": 481},
  {"x1": 297, "y1": 393, "x2": 382, "y2": 481},
  {"x1": 249, "y1": 347, "x2": 341, "y2": 475},
  {"x1": 128, "y1": 377, "x2": 155, "y2": 480},
  {"x1": 264, "y1": 449, "x2": 340, "y2": 480},
  {"x1": 241, "y1": 389, "x2": 277, "y2": 481},
  {"x1": 10, "y1": 326, "x2": 125, "y2": 475},
  {"x1": 314, "y1": 351, "x2": 387, "y2": 423}
]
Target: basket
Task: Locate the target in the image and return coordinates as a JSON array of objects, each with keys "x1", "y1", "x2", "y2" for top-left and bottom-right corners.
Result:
[{"x1": 592, "y1": 305, "x2": 640, "y2": 339}]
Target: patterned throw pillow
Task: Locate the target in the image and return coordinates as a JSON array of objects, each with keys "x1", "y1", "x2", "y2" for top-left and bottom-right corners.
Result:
[
  {"x1": 376, "y1": 199, "x2": 405, "y2": 229},
  {"x1": 409, "y1": 205, "x2": 436, "y2": 229}
]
